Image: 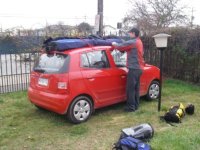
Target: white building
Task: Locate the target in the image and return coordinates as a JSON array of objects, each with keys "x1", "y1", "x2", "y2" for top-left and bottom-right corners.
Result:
[{"x1": 103, "y1": 25, "x2": 118, "y2": 36}]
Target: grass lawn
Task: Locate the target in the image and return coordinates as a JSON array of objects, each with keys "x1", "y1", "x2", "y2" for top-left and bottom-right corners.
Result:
[{"x1": 0, "y1": 78, "x2": 200, "y2": 150}]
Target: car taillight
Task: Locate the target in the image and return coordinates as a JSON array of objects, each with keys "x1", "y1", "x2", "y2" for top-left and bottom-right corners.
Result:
[{"x1": 58, "y1": 82, "x2": 67, "y2": 89}]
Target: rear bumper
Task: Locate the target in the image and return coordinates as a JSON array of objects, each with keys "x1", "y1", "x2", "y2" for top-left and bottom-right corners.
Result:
[{"x1": 28, "y1": 87, "x2": 70, "y2": 114}]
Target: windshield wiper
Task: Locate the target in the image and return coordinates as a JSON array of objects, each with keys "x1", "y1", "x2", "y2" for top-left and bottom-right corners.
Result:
[{"x1": 34, "y1": 68, "x2": 45, "y2": 73}]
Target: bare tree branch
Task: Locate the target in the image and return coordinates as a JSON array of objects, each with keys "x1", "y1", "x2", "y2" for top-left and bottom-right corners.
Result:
[{"x1": 124, "y1": 0, "x2": 189, "y2": 34}]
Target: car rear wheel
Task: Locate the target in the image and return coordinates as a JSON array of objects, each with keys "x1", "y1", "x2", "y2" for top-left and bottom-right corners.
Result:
[
  {"x1": 35, "y1": 105, "x2": 46, "y2": 111},
  {"x1": 146, "y1": 80, "x2": 160, "y2": 100},
  {"x1": 67, "y1": 96, "x2": 93, "y2": 124}
]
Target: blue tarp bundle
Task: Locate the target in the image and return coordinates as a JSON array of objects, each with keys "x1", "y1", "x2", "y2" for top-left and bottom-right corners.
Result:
[{"x1": 45, "y1": 37, "x2": 123, "y2": 51}]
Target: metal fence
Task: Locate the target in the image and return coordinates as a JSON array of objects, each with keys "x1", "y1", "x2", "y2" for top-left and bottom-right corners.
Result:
[
  {"x1": 1, "y1": 36, "x2": 200, "y2": 94},
  {"x1": 0, "y1": 52, "x2": 39, "y2": 94},
  {"x1": 142, "y1": 36, "x2": 200, "y2": 84}
]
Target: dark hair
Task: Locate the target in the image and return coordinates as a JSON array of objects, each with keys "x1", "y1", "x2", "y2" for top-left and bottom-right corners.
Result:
[{"x1": 128, "y1": 28, "x2": 140, "y2": 37}]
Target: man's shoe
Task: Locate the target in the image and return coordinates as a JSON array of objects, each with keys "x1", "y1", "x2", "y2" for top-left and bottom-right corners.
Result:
[{"x1": 124, "y1": 108, "x2": 135, "y2": 112}]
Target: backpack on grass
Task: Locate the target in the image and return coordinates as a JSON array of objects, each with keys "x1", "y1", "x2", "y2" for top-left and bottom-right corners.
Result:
[
  {"x1": 121, "y1": 123, "x2": 154, "y2": 142},
  {"x1": 185, "y1": 104, "x2": 195, "y2": 115},
  {"x1": 113, "y1": 136, "x2": 151, "y2": 150},
  {"x1": 113, "y1": 123, "x2": 153, "y2": 150},
  {"x1": 162, "y1": 103, "x2": 185, "y2": 123}
]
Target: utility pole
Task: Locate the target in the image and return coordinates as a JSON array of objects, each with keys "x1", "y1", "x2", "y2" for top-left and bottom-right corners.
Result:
[
  {"x1": 0, "y1": 24, "x2": 2, "y2": 33},
  {"x1": 98, "y1": 0, "x2": 103, "y2": 36},
  {"x1": 45, "y1": 20, "x2": 48, "y2": 37},
  {"x1": 190, "y1": 8, "x2": 194, "y2": 28},
  {"x1": 84, "y1": 15, "x2": 87, "y2": 22}
]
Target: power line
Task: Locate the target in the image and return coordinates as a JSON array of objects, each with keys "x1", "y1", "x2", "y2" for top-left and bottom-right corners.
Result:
[{"x1": 0, "y1": 15, "x2": 94, "y2": 20}]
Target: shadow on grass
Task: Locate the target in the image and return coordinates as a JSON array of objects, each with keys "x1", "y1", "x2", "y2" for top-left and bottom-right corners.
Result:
[
  {"x1": 31, "y1": 106, "x2": 70, "y2": 125},
  {"x1": 30, "y1": 97, "x2": 154, "y2": 125},
  {"x1": 93, "y1": 97, "x2": 153, "y2": 115},
  {"x1": 94, "y1": 102, "x2": 125, "y2": 115}
]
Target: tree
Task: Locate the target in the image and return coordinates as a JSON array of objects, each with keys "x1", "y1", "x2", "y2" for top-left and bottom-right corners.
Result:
[
  {"x1": 56, "y1": 21, "x2": 67, "y2": 37},
  {"x1": 124, "y1": 0, "x2": 189, "y2": 34},
  {"x1": 77, "y1": 22, "x2": 93, "y2": 35},
  {"x1": 44, "y1": 22, "x2": 72, "y2": 37}
]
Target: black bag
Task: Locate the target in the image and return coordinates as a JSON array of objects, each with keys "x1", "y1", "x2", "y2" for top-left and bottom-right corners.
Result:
[
  {"x1": 185, "y1": 104, "x2": 195, "y2": 115},
  {"x1": 162, "y1": 103, "x2": 185, "y2": 123}
]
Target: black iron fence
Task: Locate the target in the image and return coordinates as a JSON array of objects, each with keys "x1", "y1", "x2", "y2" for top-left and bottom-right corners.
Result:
[
  {"x1": 1, "y1": 34, "x2": 200, "y2": 94},
  {"x1": 142, "y1": 36, "x2": 200, "y2": 84},
  {"x1": 0, "y1": 52, "x2": 39, "y2": 94}
]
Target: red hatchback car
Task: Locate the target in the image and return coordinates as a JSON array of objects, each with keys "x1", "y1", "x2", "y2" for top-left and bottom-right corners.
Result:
[{"x1": 28, "y1": 43, "x2": 160, "y2": 123}]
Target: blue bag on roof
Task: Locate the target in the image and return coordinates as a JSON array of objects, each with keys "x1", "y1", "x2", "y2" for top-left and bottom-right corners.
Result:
[
  {"x1": 44, "y1": 36, "x2": 123, "y2": 51},
  {"x1": 50, "y1": 39, "x2": 93, "y2": 51},
  {"x1": 106, "y1": 38, "x2": 123, "y2": 43},
  {"x1": 93, "y1": 39, "x2": 112, "y2": 46}
]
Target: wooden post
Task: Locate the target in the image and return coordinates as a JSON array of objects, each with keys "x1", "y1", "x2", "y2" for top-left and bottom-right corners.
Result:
[{"x1": 98, "y1": 0, "x2": 103, "y2": 36}]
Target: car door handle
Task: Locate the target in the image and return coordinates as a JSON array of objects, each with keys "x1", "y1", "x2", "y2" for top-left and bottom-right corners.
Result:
[
  {"x1": 121, "y1": 75, "x2": 126, "y2": 79},
  {"x1": 87, "y1": 77, "x2": 95, "y2": 81}
]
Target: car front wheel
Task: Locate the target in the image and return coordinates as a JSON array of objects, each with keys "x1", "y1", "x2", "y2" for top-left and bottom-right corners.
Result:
[
  {"x1": 146, "y1": 80, "x2": 160, "y2": 100},
  {"x1": 67, "y1": 96, "x2": 93, "y2": 124}
]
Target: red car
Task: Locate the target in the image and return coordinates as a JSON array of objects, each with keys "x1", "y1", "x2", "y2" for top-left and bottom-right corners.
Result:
[{"x1": 28, "y1": 45, "x2": 160, "y2": 123}]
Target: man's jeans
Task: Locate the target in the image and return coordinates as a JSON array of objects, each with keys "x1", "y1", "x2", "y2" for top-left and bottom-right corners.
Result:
[{"x1": 126, "y1": 69, "x2": 142, "y2": 110}]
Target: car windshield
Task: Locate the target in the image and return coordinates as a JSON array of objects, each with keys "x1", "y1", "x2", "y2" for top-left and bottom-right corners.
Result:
[{"x1": 33, "y1": 53, "x2": 69, "y2": 74}]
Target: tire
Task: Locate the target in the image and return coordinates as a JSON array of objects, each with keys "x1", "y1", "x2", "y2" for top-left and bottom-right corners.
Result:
[
  {"x1": 146, "y1": 80, "x2": 160, "y2": 100},
  {"x1": 35, "y1": 105, "x2": 46, "y2": 111},
  {"x1": 67, "y1": 96, "x2": 93, "y2": 124}
]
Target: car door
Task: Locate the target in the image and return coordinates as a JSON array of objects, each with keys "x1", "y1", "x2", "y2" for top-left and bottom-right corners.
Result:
[
  {"x1": 80, "y1": 50, "x2": 126, "y2": 105},
  {"x1": 111, "y1": 49, "x2": 146, "y2": 96}
]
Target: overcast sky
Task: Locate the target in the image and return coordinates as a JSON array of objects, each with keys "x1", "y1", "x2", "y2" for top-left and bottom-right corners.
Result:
[
  {"x1": 0, "y1": 0, "x2": 200, "y2": 30},
  {"x1": 0, "y1": 0, "x2": 129, "y2": 30}
]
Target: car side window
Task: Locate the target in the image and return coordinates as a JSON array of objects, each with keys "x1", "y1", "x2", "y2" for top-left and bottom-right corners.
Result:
[
  {"x1": 81, "y1": 53, "x2": 90, "y2": 67},
  {"x1": 81, "y1": 50, "x2": 110, "y2": 69},
  {"x1": 111, "y1": 49, "x2": 127, "y2": 67}
]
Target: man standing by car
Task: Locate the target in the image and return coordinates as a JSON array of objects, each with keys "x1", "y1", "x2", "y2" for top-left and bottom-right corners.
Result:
[{"x1": 112, "y1": 28, "x2": 145, "y2": 112}]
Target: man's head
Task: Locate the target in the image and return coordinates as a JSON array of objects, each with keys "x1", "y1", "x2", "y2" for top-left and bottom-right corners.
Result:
[{"x1": 128, "y1": 28, "x2": 140, "y2": 38}]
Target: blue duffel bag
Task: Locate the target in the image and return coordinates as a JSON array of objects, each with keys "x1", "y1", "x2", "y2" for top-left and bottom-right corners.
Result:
[{"x1": 113, "y1": 136, "x2": 151, "y2": 150}]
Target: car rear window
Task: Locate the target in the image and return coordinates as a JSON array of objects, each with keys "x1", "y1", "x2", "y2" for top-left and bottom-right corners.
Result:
[{"x1": 33, "y1": 53, "x2": 70, "y2": 74}]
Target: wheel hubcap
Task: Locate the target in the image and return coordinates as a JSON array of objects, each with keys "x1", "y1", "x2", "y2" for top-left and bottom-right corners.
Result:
[
  {"x1": 149, "y1": 84, "x2": 159, "y2": 99},
  {"x1": 73, "y1": 100, "x2": 90, "y2": 121}
]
